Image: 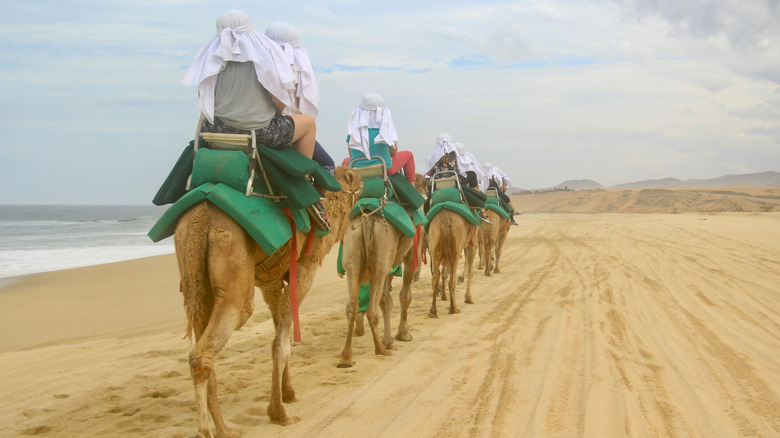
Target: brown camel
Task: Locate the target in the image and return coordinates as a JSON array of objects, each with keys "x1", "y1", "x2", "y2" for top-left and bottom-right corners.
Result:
[
  {"x1": 174, "y1": 166, "x2": 362, "y2": 438},
  {"x1": 478, "y1": 208, "x2": 510, "y2": 276},
  {"x1": 339, "y1": 174, "x2": 427, "y2": 368},
  {"x1": 427, "y1": 208, "x2": 477, "y2": 317}
]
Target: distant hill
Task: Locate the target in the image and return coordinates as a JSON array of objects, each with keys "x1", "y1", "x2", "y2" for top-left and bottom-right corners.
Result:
[
  {"x1": 610, "y1": 171, "x2": 780, "y2": 189},
  {"x1": 557, "y1": 179, "x2": 604, "y2": 190}
]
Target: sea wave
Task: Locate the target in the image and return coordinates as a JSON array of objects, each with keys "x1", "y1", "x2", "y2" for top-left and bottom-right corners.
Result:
[{"x1": 0, "y1": 244, "x2": 175, "y2": 279}]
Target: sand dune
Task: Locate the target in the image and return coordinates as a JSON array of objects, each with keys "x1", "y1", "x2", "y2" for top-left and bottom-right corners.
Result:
[
  {"x1": 1, "y1": 190, "x2": 779, "y2": 437},
  {"x1": 513, "y1": 186, "x2": 780, "y2": 214}
]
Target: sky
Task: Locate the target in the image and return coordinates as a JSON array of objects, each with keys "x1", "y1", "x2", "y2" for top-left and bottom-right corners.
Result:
[{"x1": 1, "y1": 0, "x2": 778, "y2": 205}]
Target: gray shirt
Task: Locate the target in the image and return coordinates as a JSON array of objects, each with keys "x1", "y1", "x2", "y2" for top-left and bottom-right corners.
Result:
[{"x1": 214, "y1": 61, "x2": 276, "y2": 131}]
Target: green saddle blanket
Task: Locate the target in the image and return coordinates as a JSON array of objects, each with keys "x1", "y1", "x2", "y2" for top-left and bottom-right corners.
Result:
[
  {"x1": 152, "y1": 140, "x2": 341, "y2": 209},
  {"x1": 149, "y1": 138, "x2": 339, "y2": 256},
  {"x1": 485, "y1": 197, "x2": 511, "y2": 219},
  {"x1": 148, "y1": 182, "x2": 327, "y2": 255},
  {"x1": 351, "y1": 198, "x2": 427, "y2": 239},
  {"x1": 425, "y1": 200, "x2": 482, "y2": 232}
]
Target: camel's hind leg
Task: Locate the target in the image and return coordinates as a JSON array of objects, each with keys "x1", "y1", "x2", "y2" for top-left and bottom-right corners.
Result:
[
  {"x1": 463, "y1": 244, "x2": 476, "y2": 304},
  {"x1": 188, "y1": 271, "x2": 253, "y2": 438},
  {"x1": 429, "y1": 258, "x2": 441, "y2": 318},
  {"x1": 267, "y1": 306, "x2": 300, "y2": 425},
  {"x1": 447, "y1": 254, "x2": 461, "y2": 314},
  {"x1": 395, "y1": 255, "x2": 415, "y2": 341},
  {"x1": 366, "y1": 270, "x2": 392, "y2": 357},
  {"x1": 379, "y1": 279, "x2": 396, "y2": 350},
  {"x1": 338, "y1": 272, "x2": 362, "y2": 368}
]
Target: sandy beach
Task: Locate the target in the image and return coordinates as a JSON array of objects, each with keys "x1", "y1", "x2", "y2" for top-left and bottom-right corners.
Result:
[{"x1": 1, "y1": 189, "x2": 779, "y2": 437}]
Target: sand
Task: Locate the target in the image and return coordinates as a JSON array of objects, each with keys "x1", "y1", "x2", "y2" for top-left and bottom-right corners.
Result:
[{"x1": 1, "y1": 195, "x2": 779, "y2": 436}]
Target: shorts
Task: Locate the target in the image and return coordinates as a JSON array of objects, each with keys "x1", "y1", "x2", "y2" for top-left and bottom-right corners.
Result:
[{"x1": 202, "y1": 114, "x2": 295, "y2": 150}]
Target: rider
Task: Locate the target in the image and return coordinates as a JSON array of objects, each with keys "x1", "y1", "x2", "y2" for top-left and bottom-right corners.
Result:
[
  {"x1": 345, "y1": 93, "x2": 416, "y2": 183},
  {"x1": 422, "y1": 134, "x2": 489, "y2": 222},
  {"x1": 264, "y1": 21, "x2": 335, "y2": 175},
  {"x1": 483, "y1": 163, "x2": 519, "y2": 225},
  {"x1": 182, "y1": 10, "x2": 329, "y2": 230}
]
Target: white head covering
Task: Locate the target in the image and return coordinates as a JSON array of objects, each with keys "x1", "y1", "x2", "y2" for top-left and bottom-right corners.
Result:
[
  {"x1": 182, "y1": 10, "x2": 296, "y2": 123},
  {"x1": 454, "y1": 142, "x2": 486, "y2": 182},
  {"x1": 422, "y1": 133, "x2": 457, "y2": 175},
  {"x1": 264, "y1": 21, "x2": 320, "y2": 118},
  {"x1": 346, "y1": 93, "x2": 399, "y2": 157},
  {"x1": 480, "y1": 163, "x2": 511, "y2": 192}
]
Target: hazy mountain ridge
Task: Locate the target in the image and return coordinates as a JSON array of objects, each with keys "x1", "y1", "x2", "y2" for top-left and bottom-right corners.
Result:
[{"x1": 585, "y1": 171, "x2": 779, "y2": 190}]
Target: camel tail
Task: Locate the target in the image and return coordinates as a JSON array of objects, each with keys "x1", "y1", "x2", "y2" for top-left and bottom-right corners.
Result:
[{"x1": 181, "y1": 203, "x2": 210, "y2": 341}]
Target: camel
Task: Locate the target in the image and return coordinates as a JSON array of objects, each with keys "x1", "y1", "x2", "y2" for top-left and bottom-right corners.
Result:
[
  {"x1": 338, "y1": 174, "x2": 427, "y2": 368},
  {"x1": 427, "y1": 208, "x2": 477, "y2": 317},
  {"x1": 478, "y1": 208, "x2": 510, "y2": 275},
  {"x1": 174, "y1": 166, "x2": 362, "y2": 438}
]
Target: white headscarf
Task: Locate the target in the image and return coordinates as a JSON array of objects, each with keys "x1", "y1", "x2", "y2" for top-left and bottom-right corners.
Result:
[
  {"x1": 454, "y1": 142, "x2": 486, "y2": 182},
  {"x1": 422, "y1": 133, "x2": 457, "y2": 175},
  {"x1": 264, "y1": 21, "x2": 320, "y2": 118},
  {"x1": 346, "y1": 93, "x2": 399, "y2": 157},
  {"x1": 182, "y1": 10, "x2": 296, "y2": 123},
  {"x1": 480, "y1": 163, "x2": 511, "y2": 192}
]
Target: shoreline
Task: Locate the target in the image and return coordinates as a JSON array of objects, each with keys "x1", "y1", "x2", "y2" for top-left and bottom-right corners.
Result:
[{"x1": 0, "y1": 253, "x2": 182, "y2": 352}]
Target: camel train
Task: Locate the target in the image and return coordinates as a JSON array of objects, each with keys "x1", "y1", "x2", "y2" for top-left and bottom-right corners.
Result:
[{"x1": 151, "y1": 12, "x2": 514, "y2": 433}]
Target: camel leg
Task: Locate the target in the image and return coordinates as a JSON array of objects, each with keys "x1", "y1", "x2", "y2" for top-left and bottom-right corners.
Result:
[
  {"x1": 395, "y1": 256, "x2": 415, "y2": 342},
  {"x1": 429, "y1": 259, "x2": 440, "y2": 318},
  {"x1": 355, "y1": 311, "x2": 365, "y2": 337},
  {"x1": 464, "y1": 244, "x2": 476, "y2": 304},
  {"x1": 366, "y1": 270, "x2": 392, "y2": 357},
  {"x1": 494, "y1": 224, "x2": 508, "y2": 274},
  {"x1": 478, "y1": 233, "x2": 485, "y2": 269},
  {"x1": 267, "y1": 308, "x2": 299, "y2": 425},
  {"x1": 189, "y1": 287, "x2": 249, "y2": 438},
  {"x1": 447, "y1": 255, "x2": 461, "y2": 314},
  {"x1": 281, "y1": 359, "x2": 297, "y2": 403},
  {"x1": 379, "y1": 279, "x2": 396, "y2": 350},
  {"x1": 338, "y1": 273, "x2": 362, "y2": 368},
  {"x1": 440, "y1": 265, "x2": 449, "y2": 301}
]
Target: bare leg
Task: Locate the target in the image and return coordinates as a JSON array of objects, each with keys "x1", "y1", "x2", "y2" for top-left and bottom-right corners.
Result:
[{"x1": 289, "y1": 114, "x2": 316, "y2": 159}]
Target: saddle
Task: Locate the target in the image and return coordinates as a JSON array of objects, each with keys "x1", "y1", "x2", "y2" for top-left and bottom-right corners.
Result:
[
  {"x1": 425, "y1": 170, "x2": 482, "y2": 231},
  {"x1": 348, "y1": 156, "x2": 426, "y2": 238},
  {"x1": 484, "y1": 188, "x2": 510, "y2": 219},
  {"x1": 148, "y1": 116, "x2": 341, "y2": 255}
]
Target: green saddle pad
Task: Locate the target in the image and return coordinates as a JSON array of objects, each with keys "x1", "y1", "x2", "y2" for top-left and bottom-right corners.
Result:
[
  {"x1": 388, "y1": 173, "x2": 425, "y2": 210},
  {"x1": 485, "y1": 201, "x2": 510, "y2": 219},
  {"x1": 351, "y1": 198, "x2": 426, "y2": 239},
  {"x1": 148, "y1": 183, "x2": 327, "y2": 255},
  {"x1": 425, "y1": 201, "x2": 481, "y2": 232}
]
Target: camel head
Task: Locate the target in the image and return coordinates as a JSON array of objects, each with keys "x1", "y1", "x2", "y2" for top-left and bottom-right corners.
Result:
[
  {"x1": 324, "y1": 166, "x2": 363, "y2": 241},
  {"x1": 414, "y1": 173, "x2": 429, "y2": 197}
]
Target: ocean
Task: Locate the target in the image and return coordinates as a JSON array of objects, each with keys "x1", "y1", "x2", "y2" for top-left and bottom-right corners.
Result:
[{"x1": 0, "y1": 205, "x2": 175, "y2": 279}]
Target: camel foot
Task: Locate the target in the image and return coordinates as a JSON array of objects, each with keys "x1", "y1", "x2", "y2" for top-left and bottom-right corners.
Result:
[
  {"x1": 188, "y1": 433, "x2": 211, "y2": 438},
  {"x1": 282, "y1": 392, "x2": 298, "y2": 404},
  {"x1": 494, "y1": 267, "x2": 501, "y2": 273},
  {"x1": 375, "y1": 348, "x2": 393, "y2": 357},
  {"x1": 395, "y1": 332, "x2": 413, "y2": 342},
  {"x1": 215, "y1": 429, "x2": 240, "y2": 438},
  {"x1": 337, "y1": 361, "x2": 353, "y2": 368},
  {"x1": 427, "y1": 311, "x2": 438, "y2": 319},
  {"x1": 449, "y1": 307, "x2": 462, "y2": 314},
  {"x1": 269, "y1": 415, "x2": 300, "y2": 426},
  {"x1": 465, "y1": 297, "x2": 474, "y2": 304}
]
